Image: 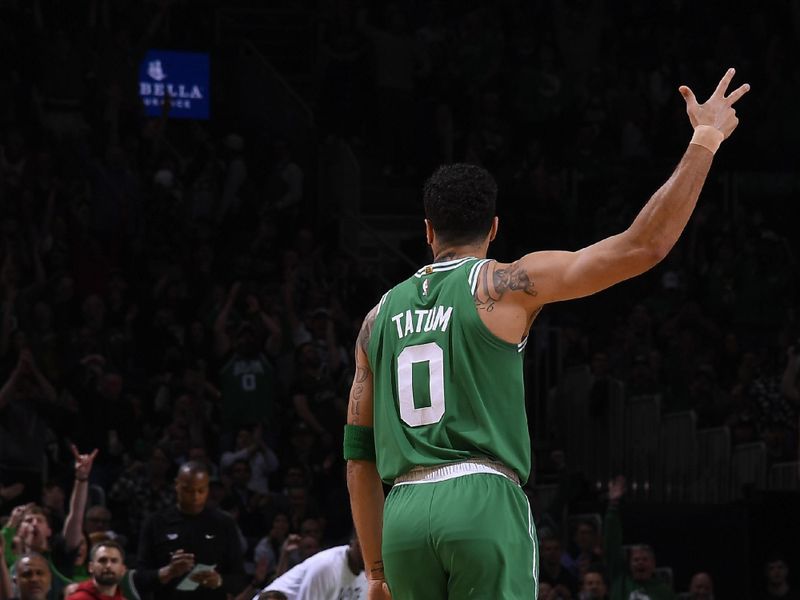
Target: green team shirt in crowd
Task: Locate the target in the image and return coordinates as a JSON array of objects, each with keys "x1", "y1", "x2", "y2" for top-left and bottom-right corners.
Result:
[
  {"x1": 367, "y1": 257, "x2": 532, "y2": 484},
  {"x1": 219, "y1": 353, "x2": 276, "y2": 430}
]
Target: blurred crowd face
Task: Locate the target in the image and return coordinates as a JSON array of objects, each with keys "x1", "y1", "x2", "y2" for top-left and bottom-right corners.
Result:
[
  {"x1": 15, "y1": 555, "x2": 52, "y2": 600},
  {"x1": 89, "y1": 545, "x2": 126, "y2": 587},
  {"x1": 574, "y1": 522, "x2": 597, "y2": 552},
  {"x1": 629, "y1": 547, "x2": 656, "y2": 582},
  {"x1": 269, "y1": 514, "x2": 290, "y2": 540},
  {"x1": 689, "y1": 572, "x2": 713, "y2": 600},
  {"x1": 766, "y1": 559, "x2": 788, "y2": 587},
  {"x1": 299, "y1": 535, "x2": 319, "y2": 560},
  {"x1": 85, "y1": 506, "x2": 112, "y2": 534},
  {"x1": 19, "y1": 511, "x2": 52, "y2": 552},
  {"x1": 540, "y1": 538, "x2": 562, "y2": 569},
  {"x1": 149, "y1": 447, "x2": 172, "y2": 478},
  {"x1": 581, "y1": 571, "x2": 608, "y2": 598},
  {"x1": 230, "y1": 461, "x2": 251, "y2": 487},
  {"x1": 175, "y1": 469, "x2": 209, "y2": 515}
]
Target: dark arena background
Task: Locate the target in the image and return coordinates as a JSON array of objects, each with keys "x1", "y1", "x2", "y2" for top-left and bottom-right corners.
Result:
[{"x1": 0, "y1": 1, "x2": 798, "y2": 599}]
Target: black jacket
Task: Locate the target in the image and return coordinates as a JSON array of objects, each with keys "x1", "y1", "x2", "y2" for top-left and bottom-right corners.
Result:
[{"x1": 137, "y1": 506, "x2": 245, "y2": 600}]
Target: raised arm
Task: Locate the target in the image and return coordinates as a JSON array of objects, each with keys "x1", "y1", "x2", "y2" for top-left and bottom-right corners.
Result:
[
  {"x1": 63, "y1": 445, "x2": 98, "y2": 551},
  {"x1": 345, "y1": 306, "x2": 391, "y2": 600},
  {"x1": 214, "y1": 282, "x2": 241, "y2": 357},
  {"x1": 497, "y1": 69, "x2": 750, "y2": 311}
]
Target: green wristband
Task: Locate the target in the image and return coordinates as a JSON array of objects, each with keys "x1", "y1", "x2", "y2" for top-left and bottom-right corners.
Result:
[{"x1": 343, "y1": 424, "x2": 376, "y2": 461}]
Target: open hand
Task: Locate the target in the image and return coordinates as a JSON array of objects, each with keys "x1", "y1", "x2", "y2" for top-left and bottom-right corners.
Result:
[
  {"x1": 608, "y1": 475, "x2": 627, "y2": 503},
  {"x1": 679, "y1": 68, "x2": 750, "y2": 139}
]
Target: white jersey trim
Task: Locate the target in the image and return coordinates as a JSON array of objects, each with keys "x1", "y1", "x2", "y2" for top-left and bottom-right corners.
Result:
[
  {"x1": 468, "y1": 259, "x2": 492, "y2": 294},
  {"x1": 393, "y1": 458, "x2": 520, "y2": 486},
  {"x1": 414, "y1": 256, "x2": 476, "y2": 278}
]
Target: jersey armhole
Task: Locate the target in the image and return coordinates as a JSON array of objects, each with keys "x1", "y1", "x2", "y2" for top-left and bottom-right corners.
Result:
[{"x1": 464, "y1": 258, "x2": 526, "y2": 353}]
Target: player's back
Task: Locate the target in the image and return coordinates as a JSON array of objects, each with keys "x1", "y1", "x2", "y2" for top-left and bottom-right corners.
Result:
[{"x1": 367, "y1": 257, "x2": 531, "y2": 484}]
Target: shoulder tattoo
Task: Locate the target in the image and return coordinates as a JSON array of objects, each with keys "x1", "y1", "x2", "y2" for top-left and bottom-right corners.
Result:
[{"x1": 474, "y1": 260, "x2": 537, "y2": 311}]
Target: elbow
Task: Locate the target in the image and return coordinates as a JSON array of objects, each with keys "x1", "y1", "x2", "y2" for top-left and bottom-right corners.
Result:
[
  {"x1": 629, "y1": 236, "x2": 671, "y2": 272},
  {"x1": 645, "y1": 242, "x2": 671, "y2": 268}
]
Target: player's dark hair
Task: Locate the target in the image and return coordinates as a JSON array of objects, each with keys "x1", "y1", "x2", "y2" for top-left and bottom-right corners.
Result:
[{"x1": 423, "y1": 163, "x2": 497, "y2": 246}]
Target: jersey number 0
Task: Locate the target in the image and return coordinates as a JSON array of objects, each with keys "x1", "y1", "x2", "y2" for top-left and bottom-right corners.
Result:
[{"x1": 397, "y1": 342, "x2": 445, "y2": 427}]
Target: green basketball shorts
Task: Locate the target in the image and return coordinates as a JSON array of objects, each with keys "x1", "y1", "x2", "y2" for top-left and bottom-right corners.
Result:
[{"x1": 382, "y1": 461, "x2": 539, "y2": 599}]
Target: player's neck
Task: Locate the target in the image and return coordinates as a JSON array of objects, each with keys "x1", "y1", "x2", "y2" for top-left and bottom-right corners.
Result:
[{"x1": 432, "y1": 246, "x2": 485, "y2": 263}]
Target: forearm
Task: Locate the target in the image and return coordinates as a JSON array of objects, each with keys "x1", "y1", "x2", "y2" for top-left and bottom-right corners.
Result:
[
  {"x1": 63, "y1": 479, "x2": 89, "y2": 549},
  {"x1": 347, "y1": 460, "x2": 385, "y2": 582},
  {"x1": 626, "y1": 142, "x2": 715, "y2": 258}
]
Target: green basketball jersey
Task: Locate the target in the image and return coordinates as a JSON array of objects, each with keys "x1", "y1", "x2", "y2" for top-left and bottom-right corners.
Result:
[{"x1": 367, "y1": 257, "x2": 531, "y2": 484}]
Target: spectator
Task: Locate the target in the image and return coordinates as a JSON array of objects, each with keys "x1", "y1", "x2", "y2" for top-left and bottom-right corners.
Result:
[
  {"x1": 257, "y1": 535, "x2": 365, "y2": 600},
  {"x1": 272, "y1": 535, "x2": 320, "y2": 580},
  {"x1": 214, "y1": 283, "x2": 279, "y2": 437},
  {"x1": 0, "y1": 351, "x2": 58, "y2": 504},
  {"x1": 253, "y1": 514, "x2": 290, "y2": 580},
  {"x1": 220, "y1": 426, "x2": 279, "y2": 496},
  {"x1": 580, "y1": 567, "x2": 609, "y2": 599},
  {"x1": 3, "y1": 446, "x2": 97, "y2": 598},
  {"x1": 761, "y1": 555, "x2": 798, "y2": 600},
  {"x1": 107, "y1": 447, "x2": 175, "y2": 541},
  {"x1": 8, "y1": 554, "x2": 51, "y2": 600},
  {"x1": 539, "y1": 529, "x2": 579, "y2": 598},
  {"x1": 604, "y1": 476, "x2": 675, "y2": 600},
  {"x1": 82, "y1": 508, "x2": 111, "y2": 538},
  {"x1": 66, "y1": 541, "x2": 126, "y2": 600},
  {"x1": 263, "y1": 140, "x2": 303, "y2": 226},
  {"x1": 686, "y1": 571, "x2": 714, "y2": 600},
  {"x1": 564, "y1": 519, "x2": 603, "y2": 579},
  {"x1": 136, "y1": 461, "x2": 245, "y2": 600}
]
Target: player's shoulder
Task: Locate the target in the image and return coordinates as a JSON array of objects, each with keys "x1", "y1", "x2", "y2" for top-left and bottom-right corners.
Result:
[{"x1": 473, "y1": 257, "x2": 538, "y2": 300}]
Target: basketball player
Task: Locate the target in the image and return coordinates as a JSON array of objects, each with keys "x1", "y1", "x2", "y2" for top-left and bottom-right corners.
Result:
[{"x1": 345, "y1": 69, "x2": 749, "y2": 599}]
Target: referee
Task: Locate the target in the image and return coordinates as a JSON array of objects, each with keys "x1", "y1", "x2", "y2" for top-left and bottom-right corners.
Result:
[{"x1": 136, "y1": 461, "x2": 245, "y2": 600}]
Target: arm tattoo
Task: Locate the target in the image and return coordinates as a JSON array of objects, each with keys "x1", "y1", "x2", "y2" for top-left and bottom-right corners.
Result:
[
  {"x1": 474, "y1": 260, "x2": 537, "y2": 311},
  {"x1": 349, "y1": 366, "x2": 369, "y2": 421},
  {"x1": 370, "y1": 560, "x2": 385, "y2": 578},
  {"x1": 357, "y1": 306, "x2": 378, "y2": 355},
  {"x1": 351, "y1": 306, "x2": 378, "y2": 423},
  {"x1": 494, "y1": 261, "x2": 538, "y2": 295}
]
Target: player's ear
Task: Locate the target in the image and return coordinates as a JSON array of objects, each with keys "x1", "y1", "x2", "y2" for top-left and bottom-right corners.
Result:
[
  {"x1": 424, "y1": 219, "x2": 435, "y2": 246},
  {"x1": 488, "y1": 216, "x2": 499, "y2": 242}
]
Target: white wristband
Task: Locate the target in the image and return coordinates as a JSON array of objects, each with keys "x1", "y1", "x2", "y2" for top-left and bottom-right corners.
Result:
[{"x1": 690, "y1": 125, "x2": 725, "y2": 154}]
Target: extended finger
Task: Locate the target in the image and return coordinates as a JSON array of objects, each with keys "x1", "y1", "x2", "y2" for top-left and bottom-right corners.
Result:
[
  {"x1": 713, "y1": 67, "x2": 736, "y2": 98},
  {"x1": 70, "y1": 444, "x2": 80, "y2": 459},
  {"x1": 89, "y1": 448, "x2": 100, "y2": 461},
  {"x1": 726, "y1": 82, "x2": 751, "y2": 105},
  {"x1": 678, "y1": 85, "x2": 698, "y2": 111}
]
